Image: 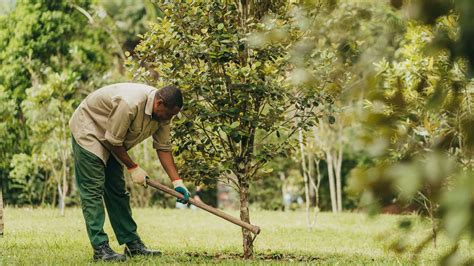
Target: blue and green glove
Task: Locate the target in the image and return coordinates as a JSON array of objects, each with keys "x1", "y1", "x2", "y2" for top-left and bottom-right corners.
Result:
[{"x1": 172, "y1": 179, "x2": 190, "y2": 204}]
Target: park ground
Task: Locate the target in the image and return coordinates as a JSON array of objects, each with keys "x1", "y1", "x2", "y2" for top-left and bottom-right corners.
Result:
[{"x1": 0, "y1": 208, "x2": 472, "y2": 265}]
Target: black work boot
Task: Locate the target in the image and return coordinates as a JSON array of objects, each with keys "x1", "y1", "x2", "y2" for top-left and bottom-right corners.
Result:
[
  {"x1": 93, "y1": 241, "x2": 127, "y2": 262},
  {"x1": 124, "y1": 239, "x2": 162, "y2": 257}
]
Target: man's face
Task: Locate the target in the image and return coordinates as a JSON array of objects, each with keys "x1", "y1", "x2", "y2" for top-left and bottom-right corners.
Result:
[{"x1": 154, "y1": 100, "x2": 181, "y2": 121}]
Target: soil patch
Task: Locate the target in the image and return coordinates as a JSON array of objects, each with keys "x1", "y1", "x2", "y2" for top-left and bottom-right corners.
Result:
[{"x1": 184, "y1": 252, "x2": 321, "y2": 262}]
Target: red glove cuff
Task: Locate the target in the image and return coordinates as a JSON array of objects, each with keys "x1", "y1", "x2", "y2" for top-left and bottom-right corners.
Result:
[{"x1": 127, "y1": 164, "x2": 138, "y2": 170}]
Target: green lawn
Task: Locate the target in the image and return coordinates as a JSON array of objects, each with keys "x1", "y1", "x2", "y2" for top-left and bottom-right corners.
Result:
[{"x1": 0, "y1": 207, "x2": 472, "y2": 265}]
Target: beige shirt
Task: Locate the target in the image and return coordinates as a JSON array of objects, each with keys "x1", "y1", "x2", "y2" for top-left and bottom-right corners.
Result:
[{"x1": 69, "y1": 83, "x2": 172, "y2": 165}]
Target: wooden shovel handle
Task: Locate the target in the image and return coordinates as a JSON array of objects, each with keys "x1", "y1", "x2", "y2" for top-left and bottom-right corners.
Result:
[{"x1": 146, "y1": 178, "x2": 261, "y2": 235}]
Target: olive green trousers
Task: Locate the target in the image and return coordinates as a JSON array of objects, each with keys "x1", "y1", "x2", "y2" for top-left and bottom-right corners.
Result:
[{"x1": 72, "y1": 137, "x2": 140, "y2": 246}]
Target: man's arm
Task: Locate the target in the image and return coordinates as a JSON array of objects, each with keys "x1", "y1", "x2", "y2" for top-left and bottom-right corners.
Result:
[
  {"x1": 156, "y1": 150, "x2": 190, "y2": 203},
  {"x1": 156, "y1": 150, "x2": 180, "y2": 181},
  {"x1": 109, "y1": 145, "x2": 137, "y2": 169},
  {"x1": 108, "y1": 143, "x2": 148, "y2": 187}
]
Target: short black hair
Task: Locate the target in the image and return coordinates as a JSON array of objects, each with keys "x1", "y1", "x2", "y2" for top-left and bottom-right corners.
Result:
[{"x1": 157, "y1": 85, "x2": 183, "y2": 109}]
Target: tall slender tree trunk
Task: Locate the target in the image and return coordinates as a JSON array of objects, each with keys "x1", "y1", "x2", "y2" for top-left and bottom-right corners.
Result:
[
  {"x1": 334, "y1": 145, "x2": 343, "y2": 212},
  {"x1": 308, "y1": 152, "x2": 315, "y2": 204},
  {"x1": 60, "y1": 150, "x2": 69, "y2": 216},
  {"x1": 59, "y1": 113, "x2": 69, "y2": 216},
  {"x1": 41, "y1": 173, "x2": 49, "y2": 206},
  {"x1": 238, "y1": 179, "x2": 253, "y2": 259},
  {"x1": 326, "y1": 150, "x2": 337, "y2": 213},
  {"x1": 279, "y1": 172, "x2": 287, "y2": 211},
  {"x1": 0, "y1": 189, "x2": 4, "y2": 236},
  {"x1": 311, "y1": 158, "x2": 322, "y2": 222},
  {"x1": 61, "y1": 174, "x2": 67, "y2": 216},
  {"x1": 298, "y1": 126, "x2": 312, "y2": 228},
  {"x1": 58, "y1": 183, "x2": 65, "y2": 216}
]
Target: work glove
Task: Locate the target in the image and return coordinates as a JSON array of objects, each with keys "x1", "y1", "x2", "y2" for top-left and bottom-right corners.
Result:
[
  {"x1": 128, "y1": 165, "x2": 148, "y2": 188},
  {"x1": 172, "y1": 179, "x2": 190, "y2": 204}
]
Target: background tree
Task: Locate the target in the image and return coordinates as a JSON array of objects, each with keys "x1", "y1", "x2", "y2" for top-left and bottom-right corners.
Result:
[
  {"x1": 0, "y1": 0, "x2": 111, "y2": 210},
  {"x1": 253, "y1": 0, "x2": 404, "y2": 213},
  {"x1": 330, "y1": 0, "x2": 473, "y2": 263},
  {"x1": 298, "y1": 123, "x2": 319, "y2": 227},
  {"x1": 0, "y1": 0, "x2": 187, "y2": 209},
  {"x1": 129, "y1": 0, "x2": 317, "y2": 258},
  {"x1": 266, "y1": 0, "x2": 474, "y2": 262}
]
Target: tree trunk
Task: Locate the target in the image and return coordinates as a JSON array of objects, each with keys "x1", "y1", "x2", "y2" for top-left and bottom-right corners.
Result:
[
  {"x1": 41, "y1": 173, "x2": 50, "y2": 206},
  {"x1": 298, "y1": 126, "x2": 312, "y2": 228},
  {"x1": 279, "y1": 172, "x2": 287, "y2": 211},
  {"x1": 334, "y1": 145, "x2": 343, "y2": 212},
  {"x1": 60, "y1": 152, "x2": 68, "y2": 216},
  {"x1": 238, "y1": 179, "x2": 253, "y2": 259},
  {"x1": 308, "y1": 152, "x2": 316, "y2": 204},
  {"x1": 311, "y1": 158, "x2": 322, "y2": 222},
  {"x1": 59, "y1": 113, "x2": 69, "y2": 216},
  {"x1": 58, "y1": 183, "x2": 65, "y2": 216},
  {"x1": 326, "y1": 150, "x2": 337, "y2": 213},
  {"x1": 0, "y1": 189, "x2": 4, "y2": 236}
]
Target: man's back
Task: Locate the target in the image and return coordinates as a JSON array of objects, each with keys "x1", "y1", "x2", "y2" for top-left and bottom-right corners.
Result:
[{"x1": 70, "y1": 83, "x2": 170, "y2": 164}]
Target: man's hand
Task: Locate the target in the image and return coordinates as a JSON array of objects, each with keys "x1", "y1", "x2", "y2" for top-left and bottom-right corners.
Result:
[
  {"x1": 128, "y1": 165, "x2": 148, "y2": 188},
  {"x1": 172, "y1": 179, "x2": 190, "y2": 204}
]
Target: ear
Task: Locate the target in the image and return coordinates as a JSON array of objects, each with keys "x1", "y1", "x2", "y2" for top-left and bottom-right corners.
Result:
[{"x1": 154, "y1": 97, "x2": 163, "y2": 108}]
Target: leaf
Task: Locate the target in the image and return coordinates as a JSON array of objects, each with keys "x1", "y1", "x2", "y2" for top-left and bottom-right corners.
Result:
[
  {"x1": 230, "y1": 121, "x2": 240, "y2": 128},
  {"x1": 328, "y1": 115, "x2": 336, "y2": 124},
  {"x1": 427, "y1": 56, "x2": 434, "y2": 71},
  {"x1": 261, "y1": 168, "x2": 274, "y2": 174}
]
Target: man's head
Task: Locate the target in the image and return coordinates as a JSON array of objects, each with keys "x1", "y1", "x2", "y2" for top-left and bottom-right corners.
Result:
[{"x1": 153, "y1": 85, "x2": 183, "y2": 121}]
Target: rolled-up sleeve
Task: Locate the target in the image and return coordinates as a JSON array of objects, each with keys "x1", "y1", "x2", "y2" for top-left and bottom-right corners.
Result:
[
  {"x1": 153, "y1": 120, "x2": 172, "y2": 151},
  {"x1": 104, "y1": 97, "x2": 134, "y2": 146}
]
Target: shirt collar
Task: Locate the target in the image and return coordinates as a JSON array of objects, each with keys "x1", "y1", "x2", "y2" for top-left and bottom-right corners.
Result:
[{"x1": 145, "y1": 89, "x2": 157, "y2": 116}]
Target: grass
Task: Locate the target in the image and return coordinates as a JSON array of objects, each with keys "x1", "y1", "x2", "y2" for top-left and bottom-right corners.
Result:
[{"x1": 0, "y1": 207, "x2": 472, "y2": 265}]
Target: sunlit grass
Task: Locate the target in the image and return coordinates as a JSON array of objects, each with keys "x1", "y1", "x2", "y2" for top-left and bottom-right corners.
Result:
[{"x1": 0, "y1": 207, "x2": 472, "y2": 265}]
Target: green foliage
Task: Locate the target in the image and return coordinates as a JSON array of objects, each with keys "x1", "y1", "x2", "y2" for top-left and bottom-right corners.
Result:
[
  {"x1": 0, "y1": 0, "x2": 111, "y2": 205},
  {"x1": 249, "y1": 157, "x2": 299, "y2": 210},
  {"x1": 8, "y1": 153, "x2": 42, "y2": 205},
  {"x1": 253, "y1": 0, "x2": 405, "y2": 212},
  {"x1": 252, "y1": 0, "x2": 473, "y2": 262},
  {"x1": 0, "y1": 0, "x2": 175, "y2": 207},
  {"x1": 408, "y1": 0, "x2": 474, "y2": 73},
  {"x1": 129, "y1": 0, "x2": 317, "y2": 189},
  {"x1": 99, "y1": 0, "x2": 163, "y2": 52},
  {"x1": 0, "y1": 86, "x2": 18, "y2": 172},
  {"x1": 340, "y1": 3, "x2": 474, "y2": 263}
]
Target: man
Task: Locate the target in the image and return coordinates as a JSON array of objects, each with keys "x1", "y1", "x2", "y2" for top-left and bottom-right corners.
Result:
[{"x1": 69, "y1": 83, "x2": 190, "y2": 262}]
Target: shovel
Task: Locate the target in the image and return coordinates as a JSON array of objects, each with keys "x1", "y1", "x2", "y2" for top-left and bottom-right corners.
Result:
[{"x1": 146, "y1": 178, "x2": 261, "y2": 235}]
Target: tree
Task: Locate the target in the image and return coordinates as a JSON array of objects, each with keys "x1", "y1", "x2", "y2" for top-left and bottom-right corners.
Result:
[
  {"x1": 312, "y1": 118, "x2": 342, "y2": 213},
  {"x1": 298, "y1": 123, "x2": 320, "y2": 228},
  {"x1": 0, "y1": 0, "x2": 111, "y2": 210},
  {"x1": 0, "y1": 0, "x2": 174, "y2": 208},
  {"x1": 254, "y1": 0, "x2": 404, "y2": 214},
  {"x1": 344, "y1": 1, "x2": 474, "y2": 263},
  {"x1": 129, "y1": 0, "x2": 316, "y2": 258},
  {"x1": 22, "y1": 71, "x2": 81, "y2": 215}
]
